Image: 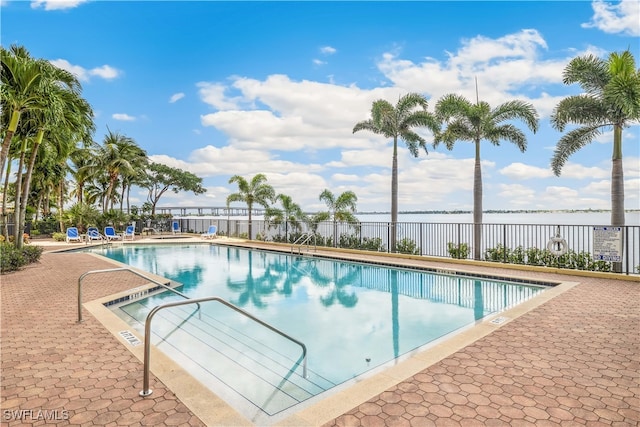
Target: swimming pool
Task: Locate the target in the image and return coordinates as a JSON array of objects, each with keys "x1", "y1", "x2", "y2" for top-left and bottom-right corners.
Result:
[{"x1": 90, "y1": 244, "x2": 549, "y2": 422}]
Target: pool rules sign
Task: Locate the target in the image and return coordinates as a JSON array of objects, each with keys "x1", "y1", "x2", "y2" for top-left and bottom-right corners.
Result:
[{"x1": 593, "y1": 226, "x2": 623, "y2": 262}]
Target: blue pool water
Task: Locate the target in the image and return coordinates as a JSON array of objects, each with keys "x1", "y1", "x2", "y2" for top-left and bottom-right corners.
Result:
[{"x1": 90, "y1": 244, "x2": 547, "y2": 421}]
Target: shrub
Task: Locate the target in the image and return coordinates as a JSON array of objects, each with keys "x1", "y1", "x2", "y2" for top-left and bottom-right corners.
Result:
[
  {"x1": 484, "y1": 244, "x2": 510, "y2": 262},
  {"x1": 447, "y1": 242, "x2": 469, "y2": 259},
  {"x1": 395, "y1": 237, "x2": 420, "y2": 255},
  {"x1": 21, "y1": 245, "x2": 44, "y2": 264},
  {"x1": 0, "y1": 242, "x2": 44, "y2": 274},
  {"x1": 52, "y1": 232, "x2": 66, "y2": 242},
  {"x1": 1, "y1": 242, "x2": 25, "y2": 273}
]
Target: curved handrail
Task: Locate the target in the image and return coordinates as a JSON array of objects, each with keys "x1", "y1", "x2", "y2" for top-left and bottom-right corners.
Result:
[
  {"x1": 77, "y1": 267, "x2": 196, "y2": 323},
  {"x1": 139, "y1": 296, "x2": 307, "y2": 396}
]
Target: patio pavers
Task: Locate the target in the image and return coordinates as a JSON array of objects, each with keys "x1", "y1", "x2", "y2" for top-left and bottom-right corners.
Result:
[
  {"x1": 1, "y1": 240, "x2": 639, "y2": 426},
  {"x1": 324, "y1": 276, "x2": 640, "y2": 426}
]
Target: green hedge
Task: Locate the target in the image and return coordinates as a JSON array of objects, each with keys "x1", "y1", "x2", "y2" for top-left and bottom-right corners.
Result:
[{"x1": 0, "y1": 242, "x2": 45, "y2": 274}]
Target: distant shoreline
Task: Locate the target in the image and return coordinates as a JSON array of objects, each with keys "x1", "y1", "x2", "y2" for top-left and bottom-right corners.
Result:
[{"x1": 357, "y1": 209, "x2": 640, "y2": 215}]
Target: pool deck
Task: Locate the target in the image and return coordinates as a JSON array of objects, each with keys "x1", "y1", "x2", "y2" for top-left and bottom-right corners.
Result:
[{"x1": 1, "y1": 236, "x2": 639, "y2": 426}]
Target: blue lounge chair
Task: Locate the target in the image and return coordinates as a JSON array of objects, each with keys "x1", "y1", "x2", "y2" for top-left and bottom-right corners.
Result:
[
  {"x1": 202, "y1": 225, "x2": 217, "y2": 239},
  {"x1": 123, "y1": 225, "x2": 135, "y2": 241},
  {"x1": 66, "y1": 227, "x2": 82, "y2": 243},
  {"x1": 104, "y1": 226, "x2": 122, "y2": 241},
  {"x1": 172, "y1": 221, "x2": 180, "y2": 234},
  {"x1": 86, "y1": 226, "x2": 104, "y2": 242}
]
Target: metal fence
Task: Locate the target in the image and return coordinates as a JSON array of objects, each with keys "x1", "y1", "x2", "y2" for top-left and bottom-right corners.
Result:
[
  {"x1": 4, "y1": 215, "x2": 638, "y2": 275},
  {"x1": 166, "y1": 218, "x2": 639, "y2": 275}
]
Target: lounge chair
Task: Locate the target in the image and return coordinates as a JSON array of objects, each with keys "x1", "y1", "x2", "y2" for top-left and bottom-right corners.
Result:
[
  {"x1": 123, "y1": 225, "x2": 135, "y2": 241},
  {"x1": 104, "y1": 226, "x2": 122, "y2": 241},
  {"x1": 86, "y1": 226, "x2": 105, "y2": 242},
  {"x1": 202, "y1": 225, "x2": 217, "y2": 239},
  {"x1": 172, "y1": 221, "x2": 180, "y2": 235},
  {"x1": 66, "y1": 227, "x2": 82, "y2": 243}
]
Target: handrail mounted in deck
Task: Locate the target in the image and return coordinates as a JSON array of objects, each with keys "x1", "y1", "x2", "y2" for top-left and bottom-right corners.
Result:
[
  {"x1": 139, "y1": 296, "x2": 307, "y2": 396},
  {"x1": 77, "y1": 267, "x2": 196, "y2": 323}
]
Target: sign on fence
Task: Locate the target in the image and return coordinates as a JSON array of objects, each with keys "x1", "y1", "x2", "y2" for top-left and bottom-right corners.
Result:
[{"x1": 593, "y1": 226, "x2": 623, "y2": 262}]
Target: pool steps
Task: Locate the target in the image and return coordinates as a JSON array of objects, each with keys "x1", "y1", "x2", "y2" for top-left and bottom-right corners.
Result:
[{"x1": 116, "y1": 297, "x2": 335, "y2": 415}]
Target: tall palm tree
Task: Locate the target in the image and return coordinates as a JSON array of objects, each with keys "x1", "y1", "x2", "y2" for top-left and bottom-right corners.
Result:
[
  {"x1": 0, "y1": 45, "x2": 49, "y2": 176},
  {"x1": 14, "y1": 77, "x2": 94, "y2": 246},
  {"x1": 551, "y1": 50, "x2": 640, "y2": 230},
  {"x1": 69, "y1": 142, "x2": 100, "y2": 205},
  {"x1": 2, "y1": 47, "x2": 94, "y2": 247},
  {"x1": 227, "y1": 173, "x2": 275, "y2": 239},
  {"x1": 264, "y1": 193, "x2": 307, "y2": 242},
  {"x1": 318, "y1": 188, "x2": 359, "y2": 223},
  {"x1": 353, "y1": 93, "x2": 439, "y2": 251},
  {"x1": 317, "y1": 188, "x2": 359, "y2": 247},
  {"x1": 94, "y1": 130, "x2": 147, "y2": 213},
  {"x1": 434, "y1": 93, "x2": 539, "y2": 259}
]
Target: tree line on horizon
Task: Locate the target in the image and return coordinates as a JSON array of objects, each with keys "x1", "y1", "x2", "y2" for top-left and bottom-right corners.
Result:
[{"x1": 1, "y1": 44, "x2": 638, "y2": 257}]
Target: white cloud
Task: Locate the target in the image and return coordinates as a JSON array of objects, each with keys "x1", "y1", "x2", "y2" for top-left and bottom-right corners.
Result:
[
  {"x1": 320, "y1": 46, "x2": 337, "y2": 55},
  {"x1": 49, "y1": 59, "x2": 121, "y2": 82},
  {"x1": 376, "y1": 29, "x2": 569, "y2": 117},
  {"x1": 561, "y1": 163, "x2": 609, "y2": 180},
  {"x1": 170, "y1": 93, "x2": 185, "y2": 103},
  {"x1": 197, "y1": 82, "x2": 244, "y2": 110},
  {"x1": 89, "y1": 65, "x2": 119, "y2": 80},
  {"x1": 582, "y1": 0, "x2": 640, "y2": 36},
  {"x1": 31, "y1": 0, "x2": 87, "y2": 10},
  {"x1": 112, "y1": 113, "x2": 136, "y2": 121},
  {"x1": 499, "y1": 163, "x2": 553, "y2": 180},
  {"x1": 313, "y1": 59, "x2": 326, "y2": 66}
]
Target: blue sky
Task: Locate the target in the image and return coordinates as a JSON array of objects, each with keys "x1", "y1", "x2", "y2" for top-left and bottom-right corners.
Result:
[{"x1": 2, "y1": 0, "x2": 639, "y2": 213}]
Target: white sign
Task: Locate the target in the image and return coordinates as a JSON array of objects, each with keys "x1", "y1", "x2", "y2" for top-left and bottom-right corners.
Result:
[{"x1": 593, "y1": 227, "x2": 622, "y2": 262}]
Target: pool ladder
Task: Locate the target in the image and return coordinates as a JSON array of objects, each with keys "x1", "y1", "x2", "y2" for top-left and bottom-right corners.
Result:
[
  {"x1": 138, "y1": 296, "x2": 308, "y2": 397},
  {"x1": 76, "y1": 267, "x2": 197, "y2": 323},
  {"x1": 291, "y1": 233, "x2": 317, "y2": 254},
  {"x1": 75, "y1": 267, "x2": 308, "y2": 399}
]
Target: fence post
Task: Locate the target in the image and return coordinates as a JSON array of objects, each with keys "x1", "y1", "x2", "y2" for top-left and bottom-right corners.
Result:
[{"x1": 503, "y1": 224, "x2": 507, "y2": 264}]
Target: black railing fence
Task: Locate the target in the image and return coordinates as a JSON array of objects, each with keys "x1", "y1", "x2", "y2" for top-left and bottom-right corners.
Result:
[
  {"x1": 4, "y1": 215, "x2": 638, "y2": 275},
  {"x1": 166, "y1": 218, "x2": 639, "y2": 275}
]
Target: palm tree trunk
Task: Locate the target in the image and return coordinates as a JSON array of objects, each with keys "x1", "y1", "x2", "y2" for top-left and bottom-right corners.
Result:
[
  {"x1": 610, "y1": 126, "x2": 625, "y2": 226},
  {"x1": 390, "y1": 136, "x2": 398, "y2": 251},
  {"x1": 248, "y1": 203, "x2": 253, "y2": 239},
  {"x1": 2, "y1": 161, "x2": 12, "y2": 240},
  {"x1": 12, "y1": 141, "x2": 27, "y2": 247},
  {"x1": 473, "y1": 139, "x2": 483, "y2": 260},
  {"x1": 16, "y1": 130, "x2": 44, "y2": 249},
  {"x1": 611, "y1": 125, "x2": 624, "y2": 272},
  {"x1": 0, "y1": 110, "x2": 21, "y2": 176}
]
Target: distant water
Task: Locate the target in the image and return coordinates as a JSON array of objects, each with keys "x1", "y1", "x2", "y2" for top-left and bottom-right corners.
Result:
[{"x1": 357, "y1": 212, "x2": 640, "y2": 226}]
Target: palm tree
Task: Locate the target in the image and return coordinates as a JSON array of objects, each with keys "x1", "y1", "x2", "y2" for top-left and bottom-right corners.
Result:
[
  {"x1": 227, "y1": 173, "x2": 275, "y2": 239},
  {"x1": 0, "y1": 45, "x2": 49, "y2": 176},
  {"x1": 551, "y1": 50, "x2": 640, "y2": 230},
  {"x1": 14, "y1": 76, "x2": 94, "y2": 246},
  {"x1": 2, "y1": 46, "x2": 94, "y2": 247},
  {"x1": 353, "y1": 93, "x2": 439, "y2": 251},
  {"x1": 93, "y1": 130, "x2": 147, "y2": 213},
  {"x1": 264, "y1": 193, "x2": 307, "y2": 242},
  {"x1": 317, "y1": 188, "x2": 358, "y2": 247},
  {"x1": 434, "y1": 93, "x2": 539, "y2": 259},
  {"x1": 318, "y1": 188, "x2": 359, "y2": 223}
]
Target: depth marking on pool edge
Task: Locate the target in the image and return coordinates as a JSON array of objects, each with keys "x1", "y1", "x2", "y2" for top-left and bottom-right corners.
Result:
[
  {"x1": 490, "y1": 316, "x2": 508, "y2": 325},
  {"x1": 119, "y1": 330, "x2": 142, "y2": 346}
]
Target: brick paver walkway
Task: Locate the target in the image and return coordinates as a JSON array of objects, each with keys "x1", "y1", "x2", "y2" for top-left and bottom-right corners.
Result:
[
  {"x1": 1, "y1": 241, "x2": 639, "y2": 426},
  {"x1": 324, "y1": 276, "x2": 640, "y2": 427}
]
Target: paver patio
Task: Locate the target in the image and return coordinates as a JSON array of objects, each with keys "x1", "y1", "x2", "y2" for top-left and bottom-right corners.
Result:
[{"x1": 1, "y1": 239, "x2": 638, "y2": 426}]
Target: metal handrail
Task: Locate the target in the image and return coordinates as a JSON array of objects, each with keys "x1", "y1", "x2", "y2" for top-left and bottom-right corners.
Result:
[
  {"x1": 291, "y1": 233, "x2": 317, "y2": 254},
  {"x1": 139, "y1": 296, "x2": 308, "y2": 396},
  {"x1": 77, "y1": 267, "x2": 197, "y2": 323}
]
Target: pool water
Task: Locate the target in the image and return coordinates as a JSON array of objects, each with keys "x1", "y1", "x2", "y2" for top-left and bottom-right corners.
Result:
[{"x1": 92, "y1": 244, "x2": 546, "y2": 421}]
